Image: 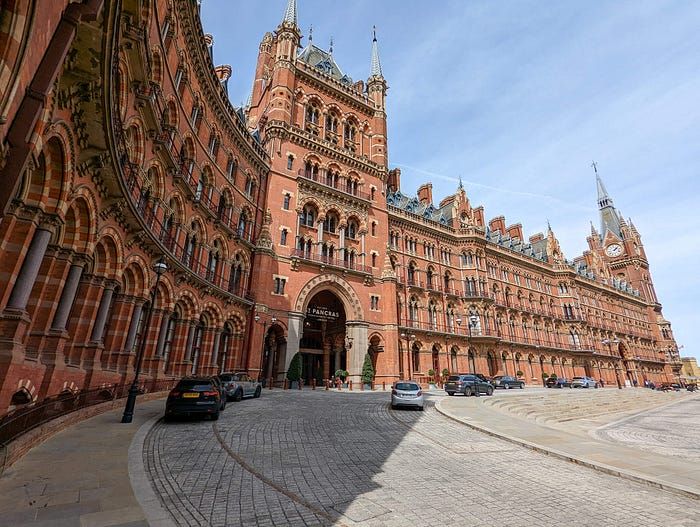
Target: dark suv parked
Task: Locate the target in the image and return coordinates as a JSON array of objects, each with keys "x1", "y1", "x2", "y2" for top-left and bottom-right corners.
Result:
[
  {"x1": 165, "y1": 376, "x2": 226, "y2": 421},
  {"x1": 492, "y1": 375, "x2": 525, "y2": 389},
  {"x1": 546, "y1": 377, "x2": 572, "y2": 388},
  {"x1": 444, "y1": 374, "x2": 494, "y2": 396}
]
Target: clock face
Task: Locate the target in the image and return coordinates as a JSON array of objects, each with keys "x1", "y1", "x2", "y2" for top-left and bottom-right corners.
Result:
[{"x1": 605, "y1": 244, "x2": 623, "y2": 257}]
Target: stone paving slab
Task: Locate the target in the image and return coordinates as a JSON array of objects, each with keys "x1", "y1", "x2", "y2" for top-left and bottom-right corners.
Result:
[
  {"x1": 436, "y1": 391, "x2": 700, "y2": 500},
  {"x1": 0, "y1": 398, "x2": 165, "y2": 527}
]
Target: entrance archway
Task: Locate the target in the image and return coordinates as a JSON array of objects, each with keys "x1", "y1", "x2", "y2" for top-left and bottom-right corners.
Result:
[
  {"x1": 262, "y1": 324, "x2": 286, "y2": 385},
  {"x1": 487, "y1": 351, "x2": 498, "y2": 377},
  {"x1": 299, "y1": 290, "x2": 346, "y2": 384}
]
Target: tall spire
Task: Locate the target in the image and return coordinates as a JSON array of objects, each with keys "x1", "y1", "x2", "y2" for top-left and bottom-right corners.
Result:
[
  {"x1": 370, "y1": 26, "x2": 383, "y2": 77},
  {"x1": 592, "y1": 161, "x2": 622, "y2": 239},
  {"x1": 282, "y1": 0, "x2": 297, "y2": 26},
  {"x1": 593, "y1": 161, "x2": 612, "y2": 209}
]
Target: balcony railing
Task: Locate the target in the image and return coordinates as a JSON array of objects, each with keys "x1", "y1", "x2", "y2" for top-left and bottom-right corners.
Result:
[
  {"x1": 291, "y1": 249, "x2": 372, "y2": 274},
  {"x1": 399, "y1": 319, "x2": 499, "y2": 338},
  {"x1": 298, "y1": 169, "x2": 370, "y2": 200}
]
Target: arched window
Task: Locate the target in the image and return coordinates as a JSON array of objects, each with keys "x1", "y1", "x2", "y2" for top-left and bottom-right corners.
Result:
[
  {"x1": 305, "y1": 102, "x2": 320, "y2": 135},
  {"x1": 344, "y1": 120, "x2": 357, "y2": 151},
  {"x1": 428, "y1": 300, "x2": 438, "y2": 330},
  {"x1": 184, "y1": 231, "x2": 197, "y2": 268},
  {"x1": 407, "y1": 262, "x2": 416, "y2": 284},
  {"x1": 11, "y1": 389, "x2": 32, "y2": 406},
  {"x1": 426, "y1": 267, "x2": 434, "y2": 288},
  {"x1": 229, "y1": 254, "x2": 244, "y2": 294},
  {"x1": 347, "y1": 219, "x2": 358, "y2": 239},
  {"x1": 300, "y1": 204, "x2": 316, "y2": 227},
  {"x1": 237, "y1": 210, "x2": 248, "y2": 238},
  {"x1": 133, "y1": 300, "x2": 150, "y2": 352},
  {"x1": 408, "y1": 297, "x2": 419, "y2": 325},
  {"x1": 245, "y1": 176, "x2": 255, "y2": 196},
  {"x1": 325, "y1": 111, "x2": 339, "y2": 143},
  {"x1": 163, "y1": 308, "x2": 180, "y2": 371},
  {"x1": 323, "y1": 212, "x2": 338, "y2": 233},
  {"x1": 283, "y1": 193, "x2": 291, "y2": 210},
  {"x1": 412, "y1": 343, "x2": 421, "y2": 372},
  {"x1": 226, "y1": 156, "x2": 237, "y2": 181}
]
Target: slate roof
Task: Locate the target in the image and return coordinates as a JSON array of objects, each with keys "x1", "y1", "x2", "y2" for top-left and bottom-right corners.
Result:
[
  {"x1": 386, "y1": 189, "x2": 452, "y2": 225},
  {"x1": 297, "y1": 44, "x2": 354, "y2": 86}
]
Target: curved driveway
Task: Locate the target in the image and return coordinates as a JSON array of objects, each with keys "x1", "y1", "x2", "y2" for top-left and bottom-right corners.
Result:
[{"x1": 144, "y1": 391, "x2": 700, "y2": 526}]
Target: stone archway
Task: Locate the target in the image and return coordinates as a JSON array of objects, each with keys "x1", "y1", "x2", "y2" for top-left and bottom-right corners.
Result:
[{"x1": 285, "y1": 274, "x2": 367, "y2": 382}]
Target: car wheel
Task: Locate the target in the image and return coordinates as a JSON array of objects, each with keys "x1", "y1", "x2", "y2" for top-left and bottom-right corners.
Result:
[
  {"x1": 254, "y1": 386, "x2": 262, "y2": 398},
  {"x1": 486, "y1": 387, "x2": 494, "y2": 396},
  {"x1": 519, "y1": 383, "x2": 524, "y2": 389},
  {"x1": 233, "y1": 389, "x2": 243, "y2": 402},
  {"x1": 211, "y1": 411, "x2": 220, "y2": 421},
  {"x1": 505, "y1": 384, "x2": 510, "y2": 389},
  {"x1": 163, "y1": 414, "x2": 172, "y2": 423},
  {"x1": 391, "y1": 404, "x2": 396, "y2": 410},
  {"x1": 419, "y1": 406, "x2": 425, "y2": 411},
  {"x1": 447, "y1": 392, "x2": 455, "y2": 396},
  {"x1": 464, "y1": 387, "x2": 472, "y2": 396}
]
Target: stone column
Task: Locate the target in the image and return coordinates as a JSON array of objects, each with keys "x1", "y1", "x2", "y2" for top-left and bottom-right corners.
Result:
[
  {"x1": 122, "y1": 302, "x2": 144, "y2": 354},
  {"x1": 322, "y1": 338, "x2": 332, "y2": 380},
  {"x1": 317, "y1": 218, "x2": 323, "y2": 255},
  {"x1": 155, "y1": 310, "x2": 171, "y2": 357},
  {"x1": 6, "y1": 227, "x2": 52, "y2": 310},
  {"x1": 90, "y1": 282, "x2": 116, "y2": 342},
  {"x1": 339, "y1": 226, "x2": 345, "y2": 260},
  {"x1": 346, "y1": 321, "x2": 368, "y2": 381},
  {"x1": 210, "y1": 329, "x2": 222, "y2": 373},
  {"x1": 284, "y1": 312, "x2": 305, "y2": 372},
  {"x1": 50, "y1": 262, "x2": 84, "y2": 330},
  {"x1": 334, "y1": 347, "x2": 341, "y2": 373},
  {"x1": 361, "y1": 233, "x2": 366, "y2": 266}
]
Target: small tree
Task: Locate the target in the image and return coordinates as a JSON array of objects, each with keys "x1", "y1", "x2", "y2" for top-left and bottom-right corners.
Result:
[
  {"x1": 427, "y1": 369, "x2": 435, "y2": 381},
  {"x1": 334, "y1": 369, "x2": 347, "y2": 381},
  {"x1": 549, "y1": 372, "x2": 558, "y2": 380},
  {"x1": 541, "y1": 371, "x2": 549, "y2": 387},
  {"x1": 286, "y1": 352, "x2": 302, "y2": 382},
  {"x1": 516, "y1": 370, "x2": 524, "y2": 378},
  {"x1": 442, "y1": 368, "x2": 450, "y2": 379},
  {"x1": 361, "y1": 353, "x2": 375, "y2": 384}
]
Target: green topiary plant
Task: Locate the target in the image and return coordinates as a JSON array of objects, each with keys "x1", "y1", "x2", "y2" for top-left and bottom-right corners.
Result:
[
  {"x1": 549, "y1": 373, "x2": 558, "y2": 380},
  {"x1": 427, "y1": 369, "x2": 435, "y2": 381},
  {"x1": 334, "y1": 369, "x2": 347, "y2": 381},
  {"x1": 542, "y1": 372, "x2": 549, "y2": 379},
  {"x1": 442, "y1": 368, "x2": 450, "y2": 379},
  {"x1": 361, "y1": 353, "x2": 375, "y2": 384},
  {"x1": 286, "y1": 352, "x2": 302, "y2": 382},
  {"x1": 516, "y1": 370, "x2": 524, "y2": 378}
]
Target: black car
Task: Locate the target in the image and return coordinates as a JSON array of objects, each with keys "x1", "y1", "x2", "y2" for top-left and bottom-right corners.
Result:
[
  {"x1": 444, "y1": 374, "x2": 494, "y2": 396},
  {"x1": 545, "y1": 377, "x2": 572, "y2": 388},
  {"x1": 492, "y1": 375, "x2": 525, "y2": 389},
  {"x1": 165, "y1": 377, "x2": 226, "y2": 421}
]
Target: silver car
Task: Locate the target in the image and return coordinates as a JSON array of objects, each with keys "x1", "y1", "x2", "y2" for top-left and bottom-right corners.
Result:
[
  {"x1": 390, "y1": 381, "x2": 424, "y2": 410},
  {"x1": 572, "y1": 376, "x2": 599, "y2": 388},
  {"x1": 217, "y1": 372, "x2": 262, "y2": 401}
]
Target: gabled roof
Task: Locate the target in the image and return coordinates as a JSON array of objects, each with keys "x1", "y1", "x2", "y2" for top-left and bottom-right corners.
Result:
[{"x1": 297, "y1": 44, "x2": 353, "y2": 85}]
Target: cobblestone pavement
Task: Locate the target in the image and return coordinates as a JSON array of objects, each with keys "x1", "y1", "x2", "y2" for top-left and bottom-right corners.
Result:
[
  {"x1": 143, "y1": 391, "x2": 700, "y2": 526},
  {"x1": 595, "y1": 395, "x2": 700, "y2": 461}
]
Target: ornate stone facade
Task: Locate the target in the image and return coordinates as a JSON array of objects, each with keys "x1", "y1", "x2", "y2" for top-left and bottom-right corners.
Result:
[{"x1": 0, "y1": 0, "x2": 681, "y2": 412}]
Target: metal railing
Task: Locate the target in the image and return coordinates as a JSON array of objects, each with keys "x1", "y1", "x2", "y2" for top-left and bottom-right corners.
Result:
[{"x1": 0, "y1": 379, "x2": 176, "y2": 447}]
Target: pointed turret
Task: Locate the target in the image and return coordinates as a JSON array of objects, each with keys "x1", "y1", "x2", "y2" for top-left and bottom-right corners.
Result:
[
  {"x1": 370, "y1": 26, "x2": 383, "y2": 78},
  {"x1": 282, "y1": 0, "x2": 297, "y2": 27}
]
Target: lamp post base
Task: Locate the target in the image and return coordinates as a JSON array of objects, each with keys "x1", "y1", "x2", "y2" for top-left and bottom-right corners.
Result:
[{"x1": 120, "y1": 384, "x2": 140, "y2": 423}]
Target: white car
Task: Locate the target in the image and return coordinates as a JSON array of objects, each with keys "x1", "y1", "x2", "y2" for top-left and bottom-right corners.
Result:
[
  {"x1": 572, "y1": 376, "x2": 599, "y2": 388},
  {"x1": 391, "y1": 381, "x2": 424, "y2": 410},
  {"x1": 217, "y1": 372, "x2": 262, "y2": 401}
]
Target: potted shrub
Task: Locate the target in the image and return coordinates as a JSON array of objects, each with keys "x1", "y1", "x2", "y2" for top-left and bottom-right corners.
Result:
[
  {"x1": 427, "y1": 369, "x2": 437, "y2": 390},
  {"x1": 442, "y1": 368, "x2": 450, "y2": 383},
  {"x1": 541, "y1": 372, "x2": 549, "y2": 387},
  {"x1": 361, "y1": 353, "x2": 375, "y2": 390},
  {"x1": 516, "y1": 370, "x2": 524, "y2": 379},
  {"x1": 286, "y1": 352, "x2": 302, "y2": 389}
]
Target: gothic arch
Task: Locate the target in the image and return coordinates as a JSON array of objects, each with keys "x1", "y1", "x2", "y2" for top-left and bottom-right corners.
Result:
[{"x1": 294, "y1": 273, "x2": 364, "y2": 320}]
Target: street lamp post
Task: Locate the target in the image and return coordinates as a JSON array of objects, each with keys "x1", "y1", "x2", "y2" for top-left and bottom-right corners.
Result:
[
  {"x1": 121, "y1": 258, "x2": 168, "y2": 424},
  {"x1": 468, "y1": 313, "x2": 479, "y2": 397},
  {"x1": 255, "y1": 314, "x2": 277, "y2": 385},
  {"x1": 455, "y1": 316, "x2": 462, "y2": 375}
]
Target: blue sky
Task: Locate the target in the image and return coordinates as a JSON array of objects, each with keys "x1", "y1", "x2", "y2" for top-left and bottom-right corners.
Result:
[{"x1": 201, "y1": 0, "x2": 700, "y2": 357}]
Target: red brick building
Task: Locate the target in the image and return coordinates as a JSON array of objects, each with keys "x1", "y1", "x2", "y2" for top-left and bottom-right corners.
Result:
[{"x1": 0, "y1": 0, "x2": 681, "y2": 412}]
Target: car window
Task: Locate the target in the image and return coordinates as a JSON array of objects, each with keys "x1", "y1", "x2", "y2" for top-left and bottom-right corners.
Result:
[
  {"x1": 573, "y1": 377, "x2": 584, "y2": 380},
  {"x1": 395, "y1": 382, "x2": 419, "y2": 391},
  {"x1": 219, "y1": 374, "x2": 232, "y2": 381},
  {"x1": 177, "y1": 380, "x2": 214, "y2": 391},
  {"x1": 448, "y1": 376, "x2": 460, "y2": 381},
  {"x1": 239, "y1": 374, "x2": 248, "y2": 381}
]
